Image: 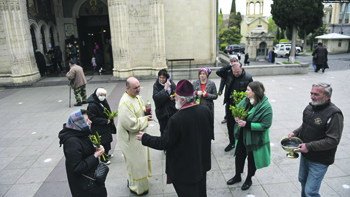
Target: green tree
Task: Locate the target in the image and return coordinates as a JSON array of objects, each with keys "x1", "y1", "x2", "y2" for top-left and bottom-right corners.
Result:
[
  {"x1": 268, "y1": 17, "x2": 278, "y2": 33},
  {"x1": 276, "y1": 27, "x2": 280, "y2": 41},
  {"x1": 286, "y1": 26, "x2": 293, "y2": 41},
  {"x1": 308, "y1": 25, "x2": 327, "y2": 48},
  {"x1": 235, "y1": 12, "x2": 242, "y2": 31},
  {"x1": 219, "y1": 26, "x2": 242, "y2": 45},
  {"x1": 219, "y1": 9, "x2": 224, "y2": 31},
  {"x1": 271, "y1": 0, "x2": 324, "y2": 63},
  {"x1": 230, "y1": 0, "x2": 236, "y2": 13},
  {"x1": 280, "y1": 29, "x2": 285, "y2": 39}
]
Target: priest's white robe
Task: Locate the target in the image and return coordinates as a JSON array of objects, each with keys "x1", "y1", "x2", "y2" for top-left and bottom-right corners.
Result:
[{"x1": 117, "y1": 93, "x2": 152, "y2": 195}]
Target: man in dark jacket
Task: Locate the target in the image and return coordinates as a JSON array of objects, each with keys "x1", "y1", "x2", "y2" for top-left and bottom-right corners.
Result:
[
  {"x1": 87, "y1": 88, "x2": 117, "y2": 165},
  {"x1": 312, "y1": 42, "x2": 328, "y2": 73},
  {"x1": 136, "y1": 80, "x2": 214, "y2": 197},
  {"x1": 69, "y1": 42, "x2": 77, "y2": 64},
  {"x1": 288, "y1": 83, "x2": 343, "y2": 197},
  {"x1": 216, "y1": 62, "x2": 253, "y2": 152},
  {"x1": 54, "y1": 46, "x2": 63, "y2": 73}
]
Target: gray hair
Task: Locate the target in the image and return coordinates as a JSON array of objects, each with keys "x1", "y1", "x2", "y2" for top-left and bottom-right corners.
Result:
[
  {"x1": 312, "y1": 83, "x2": 332, "y2": 97},
  {"x1": 96, "y1": 88, "x2": 107, "y2": 96},
  {"x1": 179, "y1": 95, "x2": 195, "y2": 103}
]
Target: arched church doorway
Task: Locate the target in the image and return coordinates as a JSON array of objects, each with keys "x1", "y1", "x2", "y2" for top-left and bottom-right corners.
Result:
[
  {"x1": 258, "y1": 42, "x2": 266, "y2": 58},
  {"x1": 75, "y1": 0, "x2": 111, "y2": 71},
  {"x1": 40, "y1": 27, "x2": 47, "y2": 54},
  {"x1": 30, "y1": 25, "x2": 37, "y2": 51}
]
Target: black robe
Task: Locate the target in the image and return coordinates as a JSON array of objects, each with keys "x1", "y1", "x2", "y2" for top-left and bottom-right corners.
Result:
[{"x1": 142, "y1": 104, "x2": 214, "y2": 184}]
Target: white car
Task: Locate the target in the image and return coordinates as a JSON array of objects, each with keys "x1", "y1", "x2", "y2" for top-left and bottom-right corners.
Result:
[{"x1": 274, "y1": 44, "x2": 302, "y2": 57}]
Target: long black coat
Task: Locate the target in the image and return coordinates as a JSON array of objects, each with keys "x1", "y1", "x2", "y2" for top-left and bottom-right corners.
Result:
[
  {"x1": 58, "y1": 125, "x2": 107, "y2": 197},
  {"x1": 152, "y1": 79, "x2": 177, "y2": 120},
  {"x1": 312, "y1": 45, "x2": 328, "y2": 65},
  {"x1": 142, "y1": 105, "x2": 214, "y2": 184},
  {"x1": 55, "y1": 46, "x2": 62, "y2": 62},
  {"x1": 87, "y1": 89, "x2": 116, "y2": 146}
]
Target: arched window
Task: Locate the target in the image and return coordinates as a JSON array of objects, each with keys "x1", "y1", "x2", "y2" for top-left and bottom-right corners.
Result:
[
  {"x1": 50, "y1": 27, "x2": 55, "y2": 47},
  {"x1": 41, "y1": 27, "x2": 47, "y2": 53},
  {"x1": 30, "y1": 25, "x2": 37, "y2": 51},
  {"x1": 255, "y1": 2, "x2": 261, "y2": 15},
  {"x1": 249, "y1": 2, "x2": 254, "y2": 15}
]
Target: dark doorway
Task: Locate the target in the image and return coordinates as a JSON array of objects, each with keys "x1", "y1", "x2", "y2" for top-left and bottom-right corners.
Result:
[
  {"x1": 258, "y1": 42, "x2": 267, "y2": 58},
  {"x1": 30, "y1": 25, "x2": 37, "y2": 51},
  {"x1": 77, "y1": 15, "x2": 111, "y2": 71}
]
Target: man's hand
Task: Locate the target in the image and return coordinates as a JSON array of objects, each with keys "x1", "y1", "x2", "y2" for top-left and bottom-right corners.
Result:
[
  {"x1": 203, "y1": 91, "x2": 208, "y2": 97},
  {"x1": 107, "y1": 119, "x2": 111, "y2": 124},
  {"x1": 135, "y1": 132, "x2": 144, "y2": 141},
  {"x1": 147, "y1": 115, "x2": 154, "y2": 121},
  {"x1": 197, "y1": 91, "x2": 203, "y2": 96},
  {"x1": 295, "y1": 143, "x2": 309, "y2": 153},
  {"x1": 234, "y1": 117, "x2": 239, "y2": 122},
  {"x1": 288, "y1": 132, "x2": 295, "y2": 140}
]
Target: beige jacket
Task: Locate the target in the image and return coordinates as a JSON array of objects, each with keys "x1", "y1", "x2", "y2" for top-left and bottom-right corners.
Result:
[{"x1": 66, "y1": 65, "x2": 87, "y2": 89}]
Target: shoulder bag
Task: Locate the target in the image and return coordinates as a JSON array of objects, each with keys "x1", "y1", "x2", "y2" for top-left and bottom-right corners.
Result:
[{"x1": 82, "y1": 163, "x2": 109, "y2": 183}]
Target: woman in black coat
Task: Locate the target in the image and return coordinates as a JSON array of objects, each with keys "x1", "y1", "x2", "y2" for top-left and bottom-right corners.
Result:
[
  {"x1": 87, "y1": 88, "x2": 117, "y2": 164},
  {"x1": 54, "y1": 46, "x2": 63, "y2": 73},
  {"x1": 59, "y1": 109, "x2": 107, "y2": 197},
  {"x1": 152, "y1": 69, "x2": 177, "y2": 136}
]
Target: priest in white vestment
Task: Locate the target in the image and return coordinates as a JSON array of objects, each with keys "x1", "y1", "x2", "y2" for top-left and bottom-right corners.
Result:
[{"x1": 117, "y1": 77, "x2": 153, "y2": 195}]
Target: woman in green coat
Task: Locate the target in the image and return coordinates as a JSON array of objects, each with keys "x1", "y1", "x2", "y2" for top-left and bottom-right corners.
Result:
[{"x1": 226, "y1": 81, "x2": 273, "y2": 190}]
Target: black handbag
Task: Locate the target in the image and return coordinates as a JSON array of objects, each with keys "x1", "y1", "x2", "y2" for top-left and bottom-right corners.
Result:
[{"x1": 82, "y1": 163, "x2": 109, "y2": 183}]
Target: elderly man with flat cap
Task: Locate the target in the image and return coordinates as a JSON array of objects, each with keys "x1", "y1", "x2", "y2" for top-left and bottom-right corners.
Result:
[{"x1": 136, "y1": 79, "x2": 214, "y2": 197}]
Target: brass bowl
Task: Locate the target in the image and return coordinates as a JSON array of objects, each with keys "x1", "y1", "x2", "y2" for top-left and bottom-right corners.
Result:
[{"x1": 280, "y1": 137, "x2": 303, "y2": 159}]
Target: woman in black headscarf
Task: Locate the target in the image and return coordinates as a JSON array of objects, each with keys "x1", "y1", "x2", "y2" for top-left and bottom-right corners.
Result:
[
  {"x1": 59, "y1": 109, "x2": 107, "y2": 197},
  {"x1": 87, "y1": 88, "x2": 117, "y2": 164}
]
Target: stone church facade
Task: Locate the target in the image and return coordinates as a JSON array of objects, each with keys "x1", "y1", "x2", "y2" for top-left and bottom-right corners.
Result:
[{"x1": 0, "y1": 0, "x2": 216, "y2": 85}]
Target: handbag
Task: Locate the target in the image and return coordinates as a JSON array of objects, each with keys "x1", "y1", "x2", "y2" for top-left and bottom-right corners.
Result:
[{"x1": 82, "y1": 163, "x2": 109, "y2": 183}]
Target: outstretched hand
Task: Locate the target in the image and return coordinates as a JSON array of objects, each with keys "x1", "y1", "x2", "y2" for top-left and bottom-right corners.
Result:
[{"x1": 135, "y1": 132, "x2": 144, "y2": 141}]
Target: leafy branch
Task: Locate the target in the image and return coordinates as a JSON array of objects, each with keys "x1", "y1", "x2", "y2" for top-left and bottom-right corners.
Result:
[
  {"x1": 229, "y1": 91, "x2": 248, "y2": 129},
  {"x1": 89, "y1": 132, "x2": 106, "y2": 160},
  {"x1": 103, "y1": 107, "x2": 118, "y2": 120}
]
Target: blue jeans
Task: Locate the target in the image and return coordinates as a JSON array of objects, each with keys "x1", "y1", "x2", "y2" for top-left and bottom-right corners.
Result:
[{"x1": 299, "y1": 155, "x2": 328, "y2": 197}]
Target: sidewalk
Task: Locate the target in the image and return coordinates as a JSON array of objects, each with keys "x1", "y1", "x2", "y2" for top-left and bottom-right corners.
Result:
[{"x1": 0, "y1": 69, "x2": 349, "y2": 197}]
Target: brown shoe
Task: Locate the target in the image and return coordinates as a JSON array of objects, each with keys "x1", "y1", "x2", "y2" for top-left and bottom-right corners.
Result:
[{"x1": 221, "y1": 119, "x2": 227, "y2": 124}]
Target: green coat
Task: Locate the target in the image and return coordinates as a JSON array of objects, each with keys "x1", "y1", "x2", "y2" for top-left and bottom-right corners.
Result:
[{"x1": 234, "y1": 95, "x2": 273, "y2": 169}]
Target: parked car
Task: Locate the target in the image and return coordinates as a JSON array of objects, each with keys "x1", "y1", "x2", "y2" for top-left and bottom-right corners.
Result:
[
  {"x1": 274, "y1": 43, "x2": 302, "y2": 57},
  {"x1": 224, "y1": 44, "x2": 245, "y2": 54}
]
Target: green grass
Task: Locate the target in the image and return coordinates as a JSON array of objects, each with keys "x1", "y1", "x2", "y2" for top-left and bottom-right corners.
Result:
[
  {"x1": 306, "y1": 49, "x2": 314, "y2": 53},
  {"x1": 299, "y1": 54, "x2": 310, "y2": 56},
  {"x1": 282, "y1": 61, "x2": 300, "y2": 64}
]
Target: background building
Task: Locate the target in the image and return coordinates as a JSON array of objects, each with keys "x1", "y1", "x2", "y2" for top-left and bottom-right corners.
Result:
[{"x1": 0, "y1": 0, "x2": 217, "y2": 85}]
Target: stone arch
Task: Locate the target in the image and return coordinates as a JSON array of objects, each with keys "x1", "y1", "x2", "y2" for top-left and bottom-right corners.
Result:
[
  {"x1": 37, "y1": 20, "x2": 50, "y2": 53},
  {"x1": 47, "y1": 22, "x2": 59, "y2": 47},
  {"x1": 70, "y1": 0, "x2": 108, "y2": 38},
  {"x1": 28, "y1": 19, "x2": 40, "y2": 51}
]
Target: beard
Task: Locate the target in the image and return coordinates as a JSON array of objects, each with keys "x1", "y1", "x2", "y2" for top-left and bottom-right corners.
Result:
[
  {"x1": 312, "y1": 96, "x2": 326, "y2": 105},
  {"x1": 175, "y1": 98, "x2": 183, "y2": 109}
]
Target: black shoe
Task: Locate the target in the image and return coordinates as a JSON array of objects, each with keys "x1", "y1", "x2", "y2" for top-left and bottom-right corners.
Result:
[
  {"x1": 82, "y1": 101, "x2": 87, "y2": 104},
  {"x1": 130, "y1": 189, "x2": 149, "y2": 196},
  {"x1": 227, "y1": 176, "x2": 241, "y2": 185},
  {"x1": 101, "y1": 159, "x2": 111, "y2": 165},
  {"x1": 322, "y1": 69, "x2": 325, "y2": 73},
  {"x1": 241, "y1": 180, "x2": 252, "y2": 190},
  {"x1": 105, "y1": 154, "x2": 114, "y2": 159},
  {"x1": 224, "y1": 143, "x2": 235, "y2": 152},
  {"x1": 127, "y1": 180, "x2": 129, "y2": 188},
  {"x1": 74, "y1": 102, "x2": 82, "y2": 106}
]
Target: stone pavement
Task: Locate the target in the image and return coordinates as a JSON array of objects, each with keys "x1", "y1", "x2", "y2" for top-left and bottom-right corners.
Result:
[{"x1": 0, "y1": 68, "x2": 349, "y2": 197}]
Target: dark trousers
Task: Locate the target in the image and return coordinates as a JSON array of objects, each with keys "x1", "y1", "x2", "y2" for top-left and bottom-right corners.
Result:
[
  {"x1": 172, "y1": 173, "x2": 207, "y2": 197},
  {"x1": 158, "y1": 116, "x2": 170, "y2": 136},
  {"x1": 235, "y1": 133, "x2": 256, "y2": 177},
  {"x1": 225, "y1": 102, "x2": 236, "y2": 144},
  {"x1": 315, "y1": 64, "x2": 325, "y2": 72}
]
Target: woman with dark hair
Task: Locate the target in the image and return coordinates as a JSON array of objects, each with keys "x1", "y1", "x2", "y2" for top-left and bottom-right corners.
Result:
[
  {"x1": 226, "y1": 81, "x2": 273, "y2": 191},
  {"x1": 87, "y1": 88, "x2": 117, "y2": 165},
  {"x1": 192, "y1": 67, "x2": 218, "y2": 112},
  {"x1": 152, "y1": 69, "x2": 177, "y2": 136},
  {"x1": 59, "y1": 109, "x2": 107, "y2": 197}
]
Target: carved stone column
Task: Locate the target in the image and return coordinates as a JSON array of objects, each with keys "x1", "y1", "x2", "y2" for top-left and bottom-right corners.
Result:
[
  {"x1": 108, "y1": 0, "x2": 131, "y2": 78},
  {"x1": 150, "y1": 0, "x2": 166, "y2": 73},
  {"x1": 0, "y1": 0, "x2": 40, "y2": 84}
]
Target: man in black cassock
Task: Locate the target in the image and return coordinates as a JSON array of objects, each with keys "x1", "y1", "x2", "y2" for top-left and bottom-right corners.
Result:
[{"x1": 136, "y1": 79, "x2": 214, "y2": 197}]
